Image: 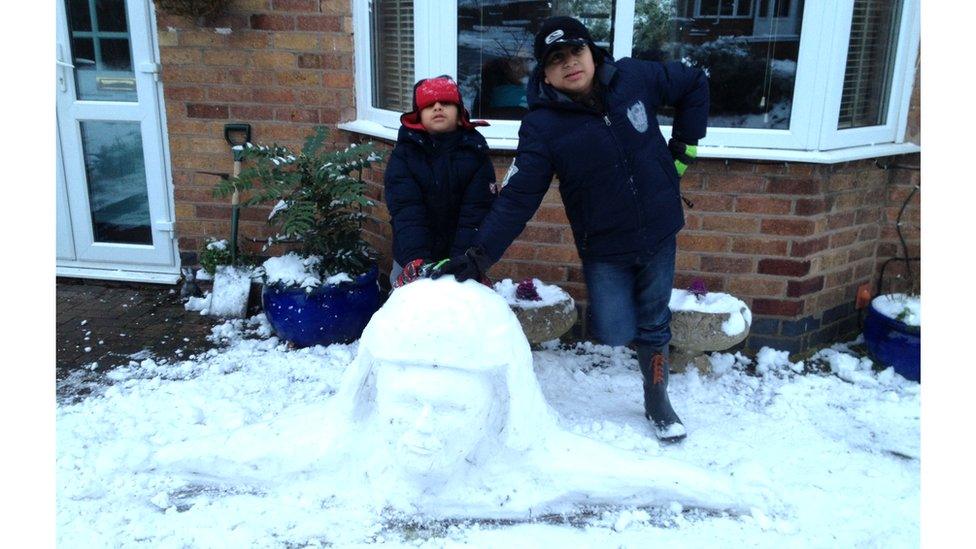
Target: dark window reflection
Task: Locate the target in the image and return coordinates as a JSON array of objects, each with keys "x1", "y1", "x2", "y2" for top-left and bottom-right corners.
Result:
[
  {"x1": 96, "y1": 0, "x2": 128, "y2": 32},
  {"x1": 636, "y1": 0, "x2": 804, "y2": 130},
  {"x1": 458, "y1": 0, "x2": 614, "y2": 121},
  {"x1": 67, "y1": 0, "x2": 92, "y2": 32},
  {"x1": 101, "y1": 38, "x2": 133, "y2": 71}
]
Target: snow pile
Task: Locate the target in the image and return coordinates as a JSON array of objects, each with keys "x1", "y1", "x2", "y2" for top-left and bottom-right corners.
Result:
[
  {"x1": 872, "y1": 294, "x2": 921, "y2": 326},
  {"x1": 494, "y1": 278, "x2": 572, "y2": 309},
  {"x1": 184, "y1": 266, "x2": 253, "y2": 318},
  {"x1": 58, "y1": 306, "x2": 919, "y2": 547},
  {"x1": 261, "y1": 253, "x2": 359, "y2": 290},
  {"x1": 206, "y1": 239, "x2": 227, "y2": 251},
  {"x1": 755, "y1": 347, "x2": 805, "y2": 376},
  {"x1": 261, "y1": 253, "x2": 322, "y2": 288},
  {"x1": 669, "y1": 289, "x2": 753, "y2": 336}
]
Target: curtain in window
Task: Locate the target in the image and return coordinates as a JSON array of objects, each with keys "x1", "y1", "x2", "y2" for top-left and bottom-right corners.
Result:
[
  {"x1": 371, "y1": 0, "x2": 414, "y2": 112},
  {"x1": 838, "y1": 0, "x2": 903, "y2": 129}
]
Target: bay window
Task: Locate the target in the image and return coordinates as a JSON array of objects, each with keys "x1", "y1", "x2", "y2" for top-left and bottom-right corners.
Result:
[{"x1": 344, "y1": 0, "x2": 919, "y2": 162}]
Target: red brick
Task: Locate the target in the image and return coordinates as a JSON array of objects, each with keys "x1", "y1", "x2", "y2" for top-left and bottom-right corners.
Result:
[
  {"x1": 752, "y1": 298, "x2": 804, "y2": 317},
  {"x1": 791, "y1": 235, "x2": 830, "y2": 257},
  {"x1": 207, "y1": 86, "x2": 254, "y2": 102},
  {"x1": 535, "y1": 245, "x2": 581, "y2": 264},
  {"x1": 229, "y1": 105, "x2": 275, "y2": 120},
  {"x1": 700, "y1": 255, "x2": 754, "y2": 274},
  {"x1": 186, "y1": 103, "x2": 229, "y2": 119},
  {"x1": 253, "y1": 88, "x2": 297, "y2": 103},
  {"x1": 681, "y1": 192, "x2": 734, "y2": 212},
  {"x1": 273, "y1": 0, "x2": 318, "y2": 11},
  {"x1": 767, "y1": 178, "x2": 821, "y2": 195},
  {"x1": 701, "y1": 216, "x2": 761, "y2": 234},
  {"x1": 164, "y1": 85, "x2": 206, "y2": 101},
  {"x1": 675, "y1": 251, "x2": 699, "y2": 270},
  {"x1": 324, "y1": 72, "x2": 354, "y2": 88},
  {"x1": 296, "y1": 15, "x2": 342, "y2": 32},
  {"x1": 275, "y1": 108, "x2": 320, "y2": 123},
  {"x1": 567, "y1": 266, "x2": 585, "y2": 283},
  {"x1": 297, "y1": 53, "x2": 325, "y2": 69},
  {"x1": 533, "y1": 205, "x2": 569, "y2": 224},
  {"x1": 787, "y1": 276, "x2": 825, "y2": 297},
  {"x1": 728, "y1": 237, "x2": 787, "y2": 256},
  {"x1": 727, "y1": 277, "x2": 786, "y2": 297},
  {"x1": 794, "y1": 197, "x2": 831, "y2": 216},
  {"x1": 855, "y1": 208, "x2": 882, "y2": 225},
  {"x1": 761, "y1": 218, "x2": 816, "y2": 237},
  {"x1": 704, "y1": 174, "x2": 766, "y2": 193},
  {"x1": 250, "y1": 14, "x2": 295, "y2": 30},
  {"x1": 501, "y1": 243, "x2": 537, "y2": 261},
  {"x1": 758, "y1": 258, "x2": 811, "y2": 277},
  {"x1": 786, "y1": 163, "x2": 819, "y2": 177},
  {"x1": 677, "y1": 233, "x2": 728, "y2": 253},
  {"x1": 826, "y1": 213, "x2": 855, "y2": 232},
  {"x1": 848, "y1": 242, "x2": 875, "y2": 262},
  {"x1": 517, "y1": 225, "x2": 563, "y2": 244},
  {"x1": 829, "y1": 228, "x2": 859, "y2": 248},
  {"x1": 510, "y1": 262, "x2": 567, "y2": 283},
  {"x1": 735, "y1": 196, "x2": 792, "y2": 215},
  {"x1": 825, "y1": 267, "x2": 855, "y2": 289},
  {"x1": 858, "y1": 225, "x2": 880, "y2": 242},
  {"x1": 674, "y1": 273, "x2": 725, "y2": 293}
]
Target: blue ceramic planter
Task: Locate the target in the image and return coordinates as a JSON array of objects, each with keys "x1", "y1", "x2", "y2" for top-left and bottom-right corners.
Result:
[
  {"x1": 262, "y1": 266, "x2": 380, "y2": 348},
  {"x1": 863, "y1": 301, "x2": 921, "y2": 382}
]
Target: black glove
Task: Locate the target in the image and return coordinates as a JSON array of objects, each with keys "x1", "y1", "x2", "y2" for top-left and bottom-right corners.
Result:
[
  {"x1": 431, "y1": 246, "x2": 491, "y2": 283},
  {"x1": 668, "y1": 138, "x2": 698, "y2": 177}
]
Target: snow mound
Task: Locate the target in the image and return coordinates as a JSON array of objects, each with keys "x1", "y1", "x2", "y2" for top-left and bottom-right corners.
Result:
[
  {"x1": 494, "y1": 278, "x2": 571, "y2": 309},
  {"x1": 670, "y1": 289, "x2": 753, "y2": 336},
  {"x1": 872, "y1": 293, "x2": 920, "y2": 326}
]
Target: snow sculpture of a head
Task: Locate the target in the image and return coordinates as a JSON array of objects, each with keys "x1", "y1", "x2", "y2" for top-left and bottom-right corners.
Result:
[{"x1": 330, "y1": 278, "x2": 558, "y2": 479}]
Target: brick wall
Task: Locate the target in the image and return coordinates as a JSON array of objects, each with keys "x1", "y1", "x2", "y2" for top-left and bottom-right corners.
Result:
[
  {"x1": 156, "y1": 0, "x2": 355, "y2": 262},
  {"x1": 156, "y1": 1, "x2": 921, "y2": 356}
]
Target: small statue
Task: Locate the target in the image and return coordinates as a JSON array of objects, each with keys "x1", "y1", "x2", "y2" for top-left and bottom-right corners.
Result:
[{"x1": 179, "y1": 267, "x2": 203, "y2": 299}]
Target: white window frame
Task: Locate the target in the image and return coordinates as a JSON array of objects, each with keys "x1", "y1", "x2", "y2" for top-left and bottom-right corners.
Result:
[{"x1": 342, "y1": 0, "x2": 920, "y2": 163}]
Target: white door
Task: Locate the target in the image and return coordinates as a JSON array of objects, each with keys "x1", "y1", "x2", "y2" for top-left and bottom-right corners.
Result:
[
  {"x1": 56, "y1": 0, "x2": 179, "y2": 281},
  {"x1": 753, "y1": 0, "x2": 801, "y2": 39}
]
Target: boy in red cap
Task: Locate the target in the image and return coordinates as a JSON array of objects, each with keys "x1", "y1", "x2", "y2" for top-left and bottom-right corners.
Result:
[{"x1": 384, "y1": 76, "x2": 496, "y2": 288}]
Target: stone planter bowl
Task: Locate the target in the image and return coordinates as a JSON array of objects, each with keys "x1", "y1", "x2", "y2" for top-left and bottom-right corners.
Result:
[
  {"x1": 511, "y1": 296, "x2": 578, "y2": 345},
  {"x1": 669, "y1": 307, "x2": 751, "y2": 373}
]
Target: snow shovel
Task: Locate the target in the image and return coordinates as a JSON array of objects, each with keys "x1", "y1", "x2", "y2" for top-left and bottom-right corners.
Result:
[
  {"x1": 199, "y1": 124, "x2": 253, "y2": 318},
  {"x1": 224, "y1": 123, "x2": 252, "y2": 266}
]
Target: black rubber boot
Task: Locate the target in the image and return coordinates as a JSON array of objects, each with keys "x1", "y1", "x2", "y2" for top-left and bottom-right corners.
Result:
[{"x1": 637, "y1": 345, "x2": 686, "y2": 442}]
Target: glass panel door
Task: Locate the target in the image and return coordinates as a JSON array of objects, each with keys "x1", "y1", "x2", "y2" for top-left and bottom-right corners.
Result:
[{"x1": 56, "y1": 0, "x2": 177, "y2": 273}]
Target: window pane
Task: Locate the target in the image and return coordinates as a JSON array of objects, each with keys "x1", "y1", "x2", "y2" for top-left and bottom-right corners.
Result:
[
  {"x1": 634, "y1": 0, "x2": 804, "y2": 130},
  {"x1": 79, "y1": 121, "x2": 152, "y2": 245},
  {"x1": 370, "y1": 0, "x2": 414, "y2": 112},
  {"x1": 66, "y1": 0, "x2": 137, "y2": 101},
  {"x1": 838, "y1": 0, "x2": 902, "y2": 129},
  {"x1": 457, "y1": 0, "x2": 614, "y2": 121}
]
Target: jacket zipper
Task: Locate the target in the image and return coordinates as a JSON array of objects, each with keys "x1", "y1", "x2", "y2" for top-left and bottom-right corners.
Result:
[{"x1": 602, "y1": 113, "x2": 644, "y2": 235}]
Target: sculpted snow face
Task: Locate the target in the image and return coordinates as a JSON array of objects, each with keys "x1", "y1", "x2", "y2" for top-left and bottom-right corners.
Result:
[{"x1": 374, "y1": 362, "x2": 502, "y2": 477}]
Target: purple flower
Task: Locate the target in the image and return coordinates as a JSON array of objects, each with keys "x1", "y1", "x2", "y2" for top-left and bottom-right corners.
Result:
[
  {"x1": 688, "y1": 278, "x2": 708, "y2": 300},
  {"x1": 516, "y1": 278, "x2": 542, "y2": 301}
]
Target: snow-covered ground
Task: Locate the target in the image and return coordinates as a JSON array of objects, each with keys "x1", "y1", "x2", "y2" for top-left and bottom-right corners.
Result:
[{"x1": 57, "y1": 315, "x2": 919, "y2": 547}]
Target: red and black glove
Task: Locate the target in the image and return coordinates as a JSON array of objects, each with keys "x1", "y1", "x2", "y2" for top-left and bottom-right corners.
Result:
[{"x1": 394, "y1": 258, "x2": 427, "y2": 288}]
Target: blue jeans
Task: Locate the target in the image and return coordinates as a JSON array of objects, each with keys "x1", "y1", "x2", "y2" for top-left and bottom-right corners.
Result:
[{"x1": 582, "y1": 236, "x2": 676, "y2": 348}]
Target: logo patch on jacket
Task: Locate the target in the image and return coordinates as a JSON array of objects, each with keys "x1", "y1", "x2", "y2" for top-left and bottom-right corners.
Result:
[
  {"x1": 498, "y1": 159, "x2": 518, "y2": 193},
  {"x1": 627, "y1": 100, "x2": 648, "y2": 133}
]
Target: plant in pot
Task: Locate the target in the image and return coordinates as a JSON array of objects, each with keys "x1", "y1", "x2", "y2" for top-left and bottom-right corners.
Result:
[{"x1": 216, "y1": 126, "x2": 383, "y2": 347}]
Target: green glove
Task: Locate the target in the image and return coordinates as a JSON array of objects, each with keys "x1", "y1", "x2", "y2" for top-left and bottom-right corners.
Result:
[{"x1": 668, "y1": 139, "x2": 698, "y2": 177}]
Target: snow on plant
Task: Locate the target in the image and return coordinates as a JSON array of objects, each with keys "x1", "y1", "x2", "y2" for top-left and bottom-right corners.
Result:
[
  {"x1": 872, "y1": 294, "x2": 921, "y2": 326},
  {"x1": 197, "y1": 237, "x2": 235, "y2": 275},
  {"x1": 215, "y1": 126, "x2": 383, "y2": 279}
]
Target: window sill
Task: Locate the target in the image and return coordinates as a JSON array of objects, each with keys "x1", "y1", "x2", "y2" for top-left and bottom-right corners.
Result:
[{"x1": 338, "y1": 119, "x2": 920, "y2": 164}]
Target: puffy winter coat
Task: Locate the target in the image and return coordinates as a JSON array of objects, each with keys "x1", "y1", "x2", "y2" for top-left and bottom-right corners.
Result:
[
  {"x1": 384, "y1": 126, "x2": 496, "y2": 265},
  {"x1": 474, "y1": 54, "x2": 709, "y2": 264}
]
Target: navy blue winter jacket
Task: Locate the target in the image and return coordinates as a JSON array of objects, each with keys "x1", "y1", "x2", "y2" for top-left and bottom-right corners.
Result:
[
  {"x1": 384, "y1": 126, "x2": 496, "y2": 265},
  {"x1": 474, "y1": 54, "x2": 709, "y2": 264}
]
